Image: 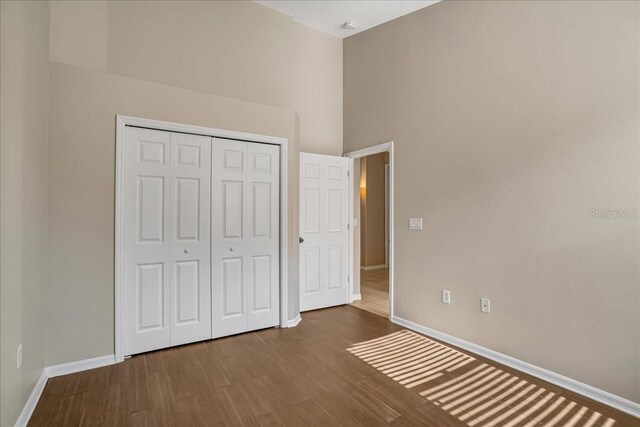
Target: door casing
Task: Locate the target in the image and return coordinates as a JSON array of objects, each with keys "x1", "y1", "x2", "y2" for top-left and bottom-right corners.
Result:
[
  {"x1": 115, "y1": 115, "x2": 290, "y2": 363},
  {"x1": 344, "y1": 142, "x2": 395, "y2": 320}
]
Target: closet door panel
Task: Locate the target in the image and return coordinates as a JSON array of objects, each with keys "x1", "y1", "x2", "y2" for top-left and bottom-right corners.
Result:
[
  {"x1": 175, "y1": 177, "x2": 200, "y2": 241},
  {"x1": 246, "y1": 142, "x2": 280, "y2": 330},
  {"x1": 212, "y1": 139, "x2": 249, "y2": 337},
  {"x1": 222, "y1": 257, "x2": 244, "y2": 317},
  {"x1": 175, "y1": 260, "x2": 199, "y2": 324},
  {"x1": 212, "y1": 139, "x2": 280, "y2": 337},
  {"x1": 169, "y1": 132, "x2": 211, "y2": 346},
  {"x1": 124, "y1": 127, "x2": 172, "y2": 355}
]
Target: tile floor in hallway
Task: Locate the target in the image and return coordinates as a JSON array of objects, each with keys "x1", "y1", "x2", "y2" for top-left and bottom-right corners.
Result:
[{"x1": 351, "y1": 268, "x2": 390, "y2": 318}]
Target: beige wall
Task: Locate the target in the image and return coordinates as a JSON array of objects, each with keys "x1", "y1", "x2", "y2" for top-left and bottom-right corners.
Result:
[
  {"x1": 0, "y1": 1, "x2": 50, "y2": 425},
  {"x1": 344, "y1": 0, "x2": 640, "y2": 402},
  {"x1": 49, "y1": 0, "x2": 343, "y2": 155},
  {"x1": 360, "y1": 153, "x2": 388, "y2": 267},
  {"x1": 47, "y1": 62, "x2": 299, "y2": 366},
  {"x1": 44, "y1": 0, "x2": 342, "y2": 366}
]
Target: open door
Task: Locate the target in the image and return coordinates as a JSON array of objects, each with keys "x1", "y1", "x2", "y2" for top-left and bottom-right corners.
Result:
[{"x1": 299, "y1": 152, "x2": 351, "y2": 311}]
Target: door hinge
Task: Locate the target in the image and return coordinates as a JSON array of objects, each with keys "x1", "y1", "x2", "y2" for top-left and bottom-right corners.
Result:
[
  {"x1": 347, "y1": 223, "x2": 350, "y2": 230},
  {"x1": 347, "y1": 170, "x2": 350, "y2": 177}
]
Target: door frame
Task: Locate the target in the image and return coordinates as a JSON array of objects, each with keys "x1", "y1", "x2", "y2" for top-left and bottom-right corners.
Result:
[
  {"x1": 385, "y1": 163, "x2": 390, "y2": 268},
  {"x1": 115, "y1": 115, "x2": 289, "y2": 363},
  {"x1": 344, "y1": 141, "x2": 394, "y2": 319}
]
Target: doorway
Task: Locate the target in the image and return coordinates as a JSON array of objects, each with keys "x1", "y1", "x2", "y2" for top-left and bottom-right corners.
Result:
[{"x1": 345, "y1": 142, "x2": 394, "y2": 319}]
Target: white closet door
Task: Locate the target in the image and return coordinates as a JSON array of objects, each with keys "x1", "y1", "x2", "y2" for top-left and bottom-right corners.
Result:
[
  {"x1": 299, "y1": 152, "x2": 350, "y2": 312},
  {"x1": 124, "y1": 127, "x2": 171, "y2": 355},
  {"x1": 169, "y1": 132, "x2": 211, "y2": 346},
  {"x1": 246, "y1": 142, "x2": 280, "y2": 331},
  {"x1": 211, "y1": 139, "x2": 280, "y2": 338},
  {"x1": 124, "y1": 127, "x2": 211, "y2": 356},
  {"x1": 211, "y1": 139, "x2": 247, "y2": 337}
]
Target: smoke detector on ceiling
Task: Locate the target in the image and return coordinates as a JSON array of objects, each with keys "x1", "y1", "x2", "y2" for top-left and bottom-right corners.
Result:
[{"x1": 343, "y1": 21, "x2": 357, "y2": 31}]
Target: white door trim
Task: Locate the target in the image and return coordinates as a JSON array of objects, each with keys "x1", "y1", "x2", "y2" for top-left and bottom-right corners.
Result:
[
  {"x1": 344, "y1": 141, "x2": 394, "y2": 319},
  {"x1": 115, "y1": 115, "x2": 289, "y2": 363},
  {"x1": 348, "y1": 158, "x2": 355, "y2": 303},
  {"x1": 385, "y1": 163, "x2": 390, "y2": 268}
]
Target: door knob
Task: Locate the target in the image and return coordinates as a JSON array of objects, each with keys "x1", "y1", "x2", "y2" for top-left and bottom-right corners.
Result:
[
  {"x1": 184, "y1": 249, "x2": 190, "y2": 254},
  {"x1": 299, "y1": 237, "x2": 304, "y2": 243}
]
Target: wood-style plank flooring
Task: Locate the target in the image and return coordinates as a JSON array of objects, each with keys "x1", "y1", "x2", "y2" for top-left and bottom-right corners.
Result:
[
  {"x1": 29, "y1": 306, "x2": 637, "y2": 426},
  {"x1": 351, "y1": 268, "x2": 389, "y2": 318}
]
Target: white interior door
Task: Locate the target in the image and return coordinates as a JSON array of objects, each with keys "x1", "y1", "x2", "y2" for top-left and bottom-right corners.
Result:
[
  {"x1": 124, "y1": 127, "x2": 211, "y2": 355},
  {"x1": 211, "y1": 139, "x2": 280, "y2": 338},
  {"x1": 299, "y1": 152, "x2": 350, "y2": 312}
]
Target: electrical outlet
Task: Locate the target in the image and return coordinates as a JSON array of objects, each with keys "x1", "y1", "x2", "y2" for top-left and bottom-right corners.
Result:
[
  {"x1": 17, "y1": 344, "x2": 22, "y2": 370},
  {"x1": 442, "y1": 290, "x2": 451, "y2": 304},
  {"x1": 481, "y1": 298, "x2": 491, "y2": 313}
]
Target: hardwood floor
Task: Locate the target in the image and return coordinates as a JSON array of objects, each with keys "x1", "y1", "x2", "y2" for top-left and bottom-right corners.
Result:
[
  {"x1": 29, "y1": 306, "x2": 637, "y2": 426},
  {"x1": 351, "y1": 268, "x2": 389, "y2": 318}
]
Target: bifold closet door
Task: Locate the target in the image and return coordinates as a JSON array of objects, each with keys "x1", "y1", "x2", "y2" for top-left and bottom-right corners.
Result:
[
  {"x1": 124, "y1": 127, "x2": 211, "y2": 356},
  {"x1": 211, "y1": 139, "x2": 280, "y2": 338}
]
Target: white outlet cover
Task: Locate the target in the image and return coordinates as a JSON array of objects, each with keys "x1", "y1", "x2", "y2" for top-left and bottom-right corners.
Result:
[{"x1": 409, "y1": 218, "x2": 423, "y2": 230}]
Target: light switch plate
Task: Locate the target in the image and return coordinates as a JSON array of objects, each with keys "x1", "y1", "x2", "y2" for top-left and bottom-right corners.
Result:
[
  {"x1": 481, "y1": 298, "x2": 491, "y2": 313},
  {"x1": 409, "y1": 218, "x2": 423, "y2": 230},
  {"x1": 17, "y1": 344, "x2": 22, "y2": 370},
  {"x1": 442, "y1": 290, "x2": 451, "y2": 304},
  {"x1": 353, "y1": 218, "x2": 359, "y2": 227}
]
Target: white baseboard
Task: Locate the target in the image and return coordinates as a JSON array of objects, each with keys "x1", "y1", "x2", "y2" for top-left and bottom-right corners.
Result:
[
  {"x1": 391, "y1": 315, "x2": 640, "y2": 419},
  {"x1": 352, "y1": 293, "x2": 362, "y2": 301},
  {"x1": 361, "y1": 264, "x2": 387, "y2": 271},
  {"x1": 285, "y1": 315, "x2": 301, "y2": 328},
  {"x1": 46, "y1": 354, "x2": 116, "y2": 378},
  {"x1": 15, "y1": 369, "x2": 48, "y2": 427},
  {"x1": 15, "y1": 354, "x2": 116, "y2": 426}
]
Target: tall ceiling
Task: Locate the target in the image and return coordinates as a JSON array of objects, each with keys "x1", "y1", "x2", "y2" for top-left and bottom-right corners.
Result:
[{"x1": 255, "y1": 1, "x2": 440, "y2": 38}]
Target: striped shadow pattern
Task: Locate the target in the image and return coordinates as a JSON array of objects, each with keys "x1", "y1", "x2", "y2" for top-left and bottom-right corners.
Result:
[
  {"x1": 421, "y1": 363, "x2": 618, "y2": 427},
  {"x1": 348, "y1": 330, "x2": 619, "y2": 427},
  {"x1": 347, "y1": 330, "x2": 475, "y2": 388}
]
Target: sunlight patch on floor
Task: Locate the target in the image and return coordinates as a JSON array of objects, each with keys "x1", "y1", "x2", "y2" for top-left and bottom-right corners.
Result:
[
  {"x1": 348, "y1": 330, "x2": 617, "y2": 427},
  {"x1": 348, "y1": 330, "x2": 475, "y2": 387}
]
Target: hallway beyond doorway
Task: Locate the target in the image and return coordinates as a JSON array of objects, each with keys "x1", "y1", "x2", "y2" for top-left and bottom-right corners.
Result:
[{"x1": 351, "y1": 268, "x2": 389, "y2": 318}]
